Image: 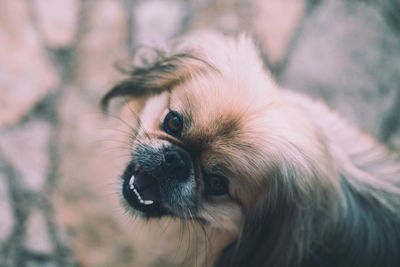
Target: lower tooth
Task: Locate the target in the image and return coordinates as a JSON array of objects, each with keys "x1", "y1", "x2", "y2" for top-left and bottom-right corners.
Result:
[
  {"x1": 143, "y1": 200, "x2": 153, "y2": 205},
  {"x1": 128, "y1": 178, "x2": 154, "y2": 205},
  {"x1": 129, "y1": 175, "x2": 135, "y2": 189}
]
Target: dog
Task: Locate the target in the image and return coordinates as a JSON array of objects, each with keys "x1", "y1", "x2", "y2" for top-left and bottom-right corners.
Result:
[{"x1": 101, "y1": 33, "x2": 400, "y2": 267}]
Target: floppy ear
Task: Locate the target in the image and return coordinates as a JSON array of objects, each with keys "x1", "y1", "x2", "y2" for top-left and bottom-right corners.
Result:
[
  {"x1": 218, "y1": 195, "x2": 307, "y2": 267},
  {"x1": 101, "y1": 51, "x2": 210, "y2": 111},
  {"x1": 217, "y1": 187, "x2": 306, "y2": 267},
  {"x1": 217, "y1": 159, "x2": 340, "y2": 267}
]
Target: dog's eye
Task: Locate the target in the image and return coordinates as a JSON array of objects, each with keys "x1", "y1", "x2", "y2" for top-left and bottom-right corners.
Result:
[
  {"x1": 205, "y1": 175, "x2": 229, "y2": 196},
  {"x1": 163, "y1": 111, "x2": 183, "y2": 137}
]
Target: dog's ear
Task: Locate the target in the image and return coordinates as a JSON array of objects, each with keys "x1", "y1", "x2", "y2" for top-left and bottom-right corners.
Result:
[
  {"x1": 218, "y1": 192, "x2": 303, "y2": 267},
  {"x1": 218, "y1": 162, "x2": 339, "y2": 267},
  {"x1": 101, "y1": 51, "x2": 210, "y2": 111}
]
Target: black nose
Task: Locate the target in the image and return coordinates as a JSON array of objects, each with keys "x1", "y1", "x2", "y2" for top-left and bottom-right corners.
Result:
[{"x1": 163, "y1": 149, "x2": 191, "y2": 181}]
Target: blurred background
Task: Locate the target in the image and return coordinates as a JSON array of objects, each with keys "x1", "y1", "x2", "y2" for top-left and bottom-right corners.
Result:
[{"x1": 0, "y1": 0, "x2": 399, "y2": 266}]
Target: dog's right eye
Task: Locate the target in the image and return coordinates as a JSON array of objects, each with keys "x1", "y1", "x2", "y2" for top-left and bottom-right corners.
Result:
[
  {"x1": 205, "y1": 175, "x2": 229, "y2": 196},
  {"x1": 163, "y1": 111, "x2": 183, "y2": 137}
]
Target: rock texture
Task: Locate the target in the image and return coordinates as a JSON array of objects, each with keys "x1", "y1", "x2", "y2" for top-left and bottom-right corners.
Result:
[
  {"x1": 33, "y1": 0, "x2": 80, "y2": 48},
  {"x1": 0, "y1": 121, "x2": 51, "y2": 192},
  {"x1": 0, "y1": 174, "x2": 13, "y2": 242},
  {"x1": 0, "y1": 1, "x2": 59, "y2": 127},
  {"x1": 282, "y1": 0, "x2": 400, "y2": 138}
]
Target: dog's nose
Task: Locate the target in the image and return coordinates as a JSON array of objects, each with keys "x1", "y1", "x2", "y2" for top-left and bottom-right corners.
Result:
[{"x1": 163, "y1": 149, "x2": 190, "y2": 181}]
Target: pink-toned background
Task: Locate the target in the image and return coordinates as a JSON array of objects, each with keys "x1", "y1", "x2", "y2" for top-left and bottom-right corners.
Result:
[{"x1": 1, "y1": 0, "x2": 399, "y2": 266}]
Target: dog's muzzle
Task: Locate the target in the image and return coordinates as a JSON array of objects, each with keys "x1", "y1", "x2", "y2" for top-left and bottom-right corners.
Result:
[{"x1": 122, "y1": 144, "x2": 196, "y2": 217}]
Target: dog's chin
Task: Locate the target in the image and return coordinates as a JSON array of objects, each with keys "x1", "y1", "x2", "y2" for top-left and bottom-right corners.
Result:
[{"x1": 122, "y1": 163, "x2": 170, "y2": 218}]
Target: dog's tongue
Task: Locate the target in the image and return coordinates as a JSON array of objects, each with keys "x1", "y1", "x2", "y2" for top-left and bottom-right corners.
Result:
[{"x1": 134, "y1": 169, "x2": 161, "y2": 202}]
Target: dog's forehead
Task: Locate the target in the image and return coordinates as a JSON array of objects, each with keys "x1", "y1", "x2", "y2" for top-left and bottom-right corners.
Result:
[
  {"x1": 171, "y1": 74, "x2": 263, "y2": 124},
  {"x1": 171, "y1": 79, "x2": 247, "y2": 139}
]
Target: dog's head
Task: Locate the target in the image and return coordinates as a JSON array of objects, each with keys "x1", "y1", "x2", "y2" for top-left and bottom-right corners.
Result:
[{"x1": 103, "y1": 33, "x2": 338, "y2": 246}]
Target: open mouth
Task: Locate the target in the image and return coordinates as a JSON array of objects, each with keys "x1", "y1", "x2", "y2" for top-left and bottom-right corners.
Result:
[
  {"x1": 122, "y1": 164, "x2": 168, "y2": 217},
  {"x1": 128, "y1": 174, "x2": 156, "y2": 205}
]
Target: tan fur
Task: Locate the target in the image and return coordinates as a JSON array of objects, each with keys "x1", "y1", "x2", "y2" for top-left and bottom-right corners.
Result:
[{"x1": 105, "y1": 32, "x2": 400, "y2": 267}]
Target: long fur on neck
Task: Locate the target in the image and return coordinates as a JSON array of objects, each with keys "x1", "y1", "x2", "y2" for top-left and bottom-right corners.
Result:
[{"x1": 217, "y1": 91, "x2": 400, "y2": 267}]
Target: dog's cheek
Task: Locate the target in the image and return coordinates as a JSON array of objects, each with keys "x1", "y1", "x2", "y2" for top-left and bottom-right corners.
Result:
[{"x1": 198, "y1": 201, "x2": 243, "y2": 233}]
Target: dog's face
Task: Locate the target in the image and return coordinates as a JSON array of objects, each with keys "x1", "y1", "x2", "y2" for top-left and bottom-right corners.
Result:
[
  {"x1": 120, "y1": 73, "x2": 274, "y2": 231},
  {"x1": 104, "y1": 33, "x2": 336, "y2": 235}
]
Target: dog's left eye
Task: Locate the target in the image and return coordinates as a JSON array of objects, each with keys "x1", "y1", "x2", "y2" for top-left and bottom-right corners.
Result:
[
  {"x1": 163, "y1": 111, "x2": 183, "y2": 137},
  {"x1": 205, "y1": 175, "x2": 229, "y2": 196}
]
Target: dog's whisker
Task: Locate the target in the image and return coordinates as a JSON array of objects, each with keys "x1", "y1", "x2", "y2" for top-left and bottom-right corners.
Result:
[
  {"x1": 122, "y1": 97, "x2": 154, "y2": 141},
  {"x1": 99, "y1": 32, "x2": 400, "y2": 267}
]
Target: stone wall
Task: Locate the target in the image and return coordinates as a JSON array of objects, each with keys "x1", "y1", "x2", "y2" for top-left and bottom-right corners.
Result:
[{"x1": 0, "y1": 0, "x2": 399, "y2": 266}]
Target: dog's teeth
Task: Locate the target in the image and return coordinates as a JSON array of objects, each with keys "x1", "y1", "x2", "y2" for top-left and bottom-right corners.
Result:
[
  {"x1": 133, "y1": 188, "x2": 141, "y2": 200},
  {"x1": 129, "y1": 175, "x2": 135, "y2": 189},
  {"x1": 143, "y1": 200, "x2": 153, "y2": 205},
  {"x1": 129, "y1": 176, "x2": 154, "y2": 206}
]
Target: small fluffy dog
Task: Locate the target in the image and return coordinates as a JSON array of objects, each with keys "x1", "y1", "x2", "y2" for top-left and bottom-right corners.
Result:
[{"x1": 102, "y1": 33, "x2": 400, "y2": 267}]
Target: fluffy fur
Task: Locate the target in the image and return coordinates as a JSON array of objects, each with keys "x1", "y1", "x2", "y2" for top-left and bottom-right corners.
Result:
[{"x1": 102, "y1": 32, "x2": 400, "y2": 267}]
